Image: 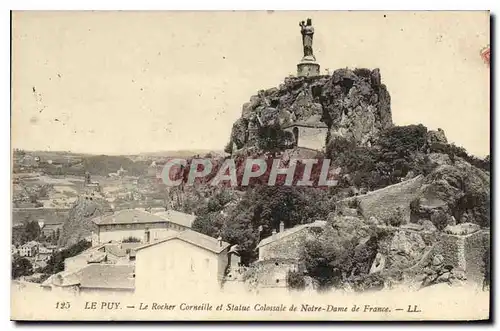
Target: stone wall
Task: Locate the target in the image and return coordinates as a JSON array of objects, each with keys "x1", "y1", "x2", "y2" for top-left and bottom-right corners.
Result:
[
  {"x1": 434, "y1": 230, "x2": 490, "y2": 284},
  {"x1": 246, "y1": 258, "x2": 299, "y2": 289},
  {"x1": 337, "y1": 175, "x2": 424, "y2": 223},
  {"x1": 434, "y1": 234, "x2": 466, "y2": 270},
  {"x1": 259, "y1": 228, "x2": 318, "y2": 261},
  {"x1": 464, "y1": 230, "x2": 490, "y2": 284}
]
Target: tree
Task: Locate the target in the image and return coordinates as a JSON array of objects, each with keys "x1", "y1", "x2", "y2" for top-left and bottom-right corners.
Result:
[
  {"x1": 287, "y1": 270, "x2": 306, "y2": 290},
  {"x1": 12, "y1": 256, "x2": 33, "y2": 279},
  {"x1": 192, "y1": 212, "x2": 225, "y2": 239},
  {"x1": 22, "y1": 221, "x2": 41, "y2": 243},
  {"x1": 42, "y1": 240, "x2": 91, "y2": 275}
]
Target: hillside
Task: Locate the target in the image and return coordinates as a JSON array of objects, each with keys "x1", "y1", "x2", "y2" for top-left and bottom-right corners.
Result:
[{"x1": 187, "y1": 67, "x2": 491, "y2": 292}]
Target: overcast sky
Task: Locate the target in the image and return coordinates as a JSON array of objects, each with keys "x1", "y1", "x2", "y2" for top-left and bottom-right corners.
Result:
[{"x1": 11, "y1": 11, "x2": 490, "y2": 156}]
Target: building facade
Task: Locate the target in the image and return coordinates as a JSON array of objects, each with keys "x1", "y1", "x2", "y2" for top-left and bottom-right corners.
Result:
[
  {"x1": 92, "y1": 209, "x2": 195, "y2": 245},
  {"x1": 134, "y1": 230, "x2": 231, "y2": 294},
  {"x1": 19, "y1": 241, "x2": 40, "y2": 257}
]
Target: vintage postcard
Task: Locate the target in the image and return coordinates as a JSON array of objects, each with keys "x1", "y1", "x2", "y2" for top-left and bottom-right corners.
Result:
[{"x1": 10, "y1": 11, "x2": 490, "y2": 321}]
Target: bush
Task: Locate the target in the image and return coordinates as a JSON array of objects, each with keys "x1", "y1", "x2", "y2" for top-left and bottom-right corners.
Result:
[
  {"x1": 122, "y1": 236, "x2": 141, "y2": 243},
  {"x1": 349, "y1": 273, "x2": 386, "y2": 292},
  {"x1": 12, "y1": 256, "x2": 33, "y2": 279},
  {"x1": 42, "y1": 240, "x2": 91, "y2": 275},
  {"x1": 387, "y1": 207, "x2": 404, "y2": 227},
  {"x1": 430, "y1": 210, "x2": 449, "y2": 231},
  {"x1": 287, "y1": 270, "x2": 306, "y2": 290}
]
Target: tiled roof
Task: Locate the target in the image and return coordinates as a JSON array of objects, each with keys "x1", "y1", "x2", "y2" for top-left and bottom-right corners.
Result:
[
  {"x1": 104, "y1": 242, "x2": 141, "y2": 258},
  {"x1": 42, "y1": 264, "x2": 134, "y2": 290},
  {"x1": 256, "y1": 220, "x2": 327, "y2": 248},
  {"x1": 155, "y1": 210, "x2": 196, "y2": 228},
  {"x1": 93, "y1": 209, "x2": 167, "y2": 226},
  {"x1": 79, "y1": 264, "x2": 135, "y2": 290},
  {"x1": 136, "y1": 229, "x2": 230, "y2": 254},
  {"x1": 41, "y1": 268, "x2": 84, "y2": 287}
]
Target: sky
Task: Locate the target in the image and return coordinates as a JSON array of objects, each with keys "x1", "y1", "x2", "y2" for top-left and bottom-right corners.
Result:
[{"x1": 11, "y1": 11, "x2": 490, "y2": 156}]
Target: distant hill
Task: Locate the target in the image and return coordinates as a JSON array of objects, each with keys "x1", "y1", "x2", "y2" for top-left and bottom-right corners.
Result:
[{"x1": 12, "y1": 149, "x2": 225, "y2": 177}]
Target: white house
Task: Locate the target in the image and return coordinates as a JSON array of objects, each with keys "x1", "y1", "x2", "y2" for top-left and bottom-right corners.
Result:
[
  {"x1": 134, "y1": 230, "x2": 231, "y2": 294},
  {"x1": 19, "y1": 241, "x2": 40, "y2": 258},
  {"x1": 92, "y1": 209, "x2": 195, "y2": 245}
]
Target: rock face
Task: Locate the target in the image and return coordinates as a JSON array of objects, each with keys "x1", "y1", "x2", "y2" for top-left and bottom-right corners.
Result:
[
  {"x1": 228, "y1": 68, "x2": 392, "y2": 152},
  {"x1": 410, "y1": 158, "x2": 490, "y2": 228},
  {"x1": 58, "y1": 195, "x2": 112, "y2": 247},
  {"x1": 387, "y1": 230, "x2": 427, "y2": 270}
]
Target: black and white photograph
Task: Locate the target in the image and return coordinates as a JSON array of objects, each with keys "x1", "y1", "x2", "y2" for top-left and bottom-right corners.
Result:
[{"x1": 9, "y1": 10, "x2": 491, "y2": 321}]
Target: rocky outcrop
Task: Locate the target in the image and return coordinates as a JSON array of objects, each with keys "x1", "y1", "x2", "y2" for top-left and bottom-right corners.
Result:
[
  {"x1": 386, "y1": 230, "x2": 427, "y2": 270},
  {"x1": 58, "y1": 194, "x2": 112, "y2": 247},
  {"x1": 228, "y1": 68, "x2": 392, "y2": 153},
  {"x1": 410, "y1": 158, "x2": 490, "y2": 228}
]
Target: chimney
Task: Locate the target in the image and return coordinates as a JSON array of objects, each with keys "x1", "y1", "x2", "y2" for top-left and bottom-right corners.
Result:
[
  {"x1": 217, "y1": 236, "x2": 223, "y2": 247},
  {"x1": 272, "y1": 229, "x2": 277, "y2": 240},
  {"x1": 279, "y1": 221, "x2": 284, "y2": 233}
]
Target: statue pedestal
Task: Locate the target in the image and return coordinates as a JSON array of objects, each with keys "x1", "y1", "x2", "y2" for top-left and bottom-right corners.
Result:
[{"x1": 297, "y1": 60, "x2": 320, "y2": 77}]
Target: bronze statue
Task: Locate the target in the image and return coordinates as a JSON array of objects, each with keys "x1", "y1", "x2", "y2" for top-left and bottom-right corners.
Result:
[{"x1": 299, "y1": 18, "x2": 315, "y2": 61}]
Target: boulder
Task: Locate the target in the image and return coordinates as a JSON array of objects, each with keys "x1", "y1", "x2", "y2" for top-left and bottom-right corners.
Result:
[
  {"x1": 410, "y1": 159, "x2": 490, "y2": 228},
  {"x1": 388, "y1": 230, "x2": 426, "y2": 269}
]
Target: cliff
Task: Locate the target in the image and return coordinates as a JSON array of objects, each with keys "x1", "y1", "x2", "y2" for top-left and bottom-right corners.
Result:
[
  {"x1": 228, "y1": 68, "x2": 392, "y2": 153},
  {"x1": 58, "y1": 194, "x2": 113, "y2": 247}
]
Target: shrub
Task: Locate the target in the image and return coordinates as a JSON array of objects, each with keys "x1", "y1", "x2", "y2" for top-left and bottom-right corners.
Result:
[
  {"x1": 430, "y1": 210, "x2": 449, "y2": 231},
  {"x1": 287, "y1": 270, "x2": 306, "y2": 290},
  {"x1": 122, "y1": 236, "x2": 141, "y2": 243},
  {"x1": 349, "y1": 273, "x2": 386, "y2": 292},
  {"x1": 387, "y1": 207, "x2": 405, "y2": 227}
]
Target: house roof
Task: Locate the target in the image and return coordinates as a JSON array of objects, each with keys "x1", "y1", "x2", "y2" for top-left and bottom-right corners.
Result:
[
  {"x1": 135, "y1": 229, "x2": 230, "y2": 254},
  {"x1": 256, "y1": 220, "x2": 327, "y2": 249},
  {"x1": 79, "y1": 264, "x2": 135, "y2": 290},
  {"x1": 104, "y1": 242, "x2": 141, "y2": 258},
  {"x1": 41, "y1": 268, "x2": 84, "y2": 287},
  {"x1": 43, "y1": 264, "x2": 135, "y2": 290},
  {"x1": 154, "y1": 210, "x2": 196, "y2": 228},
  {"x1": 22, "y1": 241, "x2": 40, "y2": 248},
  {"x1": 92, "y1": 209, "x2": 167, "y2": 226}
]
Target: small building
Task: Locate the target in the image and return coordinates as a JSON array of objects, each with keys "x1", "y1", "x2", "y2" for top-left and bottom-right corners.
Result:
[
  {"x1": 36, "y1": 246, "x2": 55, "y2": 262},
  {"x1": 40, "y1": 222, "x2": 63, "y2": 238},
  {"x1": 41, "y1": 264, "x2": 135, "y2": 294},
  {"x1": 92, "y1": 209, "x2": 195, "y2": 245},
  {"x1": 256, "y1": 220, "x2": 326, "y2": 261},
  {"x1": 283, "y1": 118, "x2": 328, "y2": 152},
  {"x1": 11, "y1": 245, "x2": 19, "y2": 255},
  {"x1": 19, "y1": 241, "x2": 40, "y2": 258},
  {"x1": 154, "y1": 209, "x2": 196, "y2": 231},
  {"x1": 64, "y1": 242, "x2": 141, "y2": 272},
  {"x1": 134, "y1": 230, "x2": 231, "y2": 294}
]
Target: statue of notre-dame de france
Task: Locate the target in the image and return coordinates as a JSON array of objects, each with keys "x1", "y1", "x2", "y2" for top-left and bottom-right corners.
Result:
[
  {"x1": 299, "y1": 18, "x2": 315, "y2": 61},
  {"x1": 297, "y1": 18, "x2": 320, "y2": 77}
]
